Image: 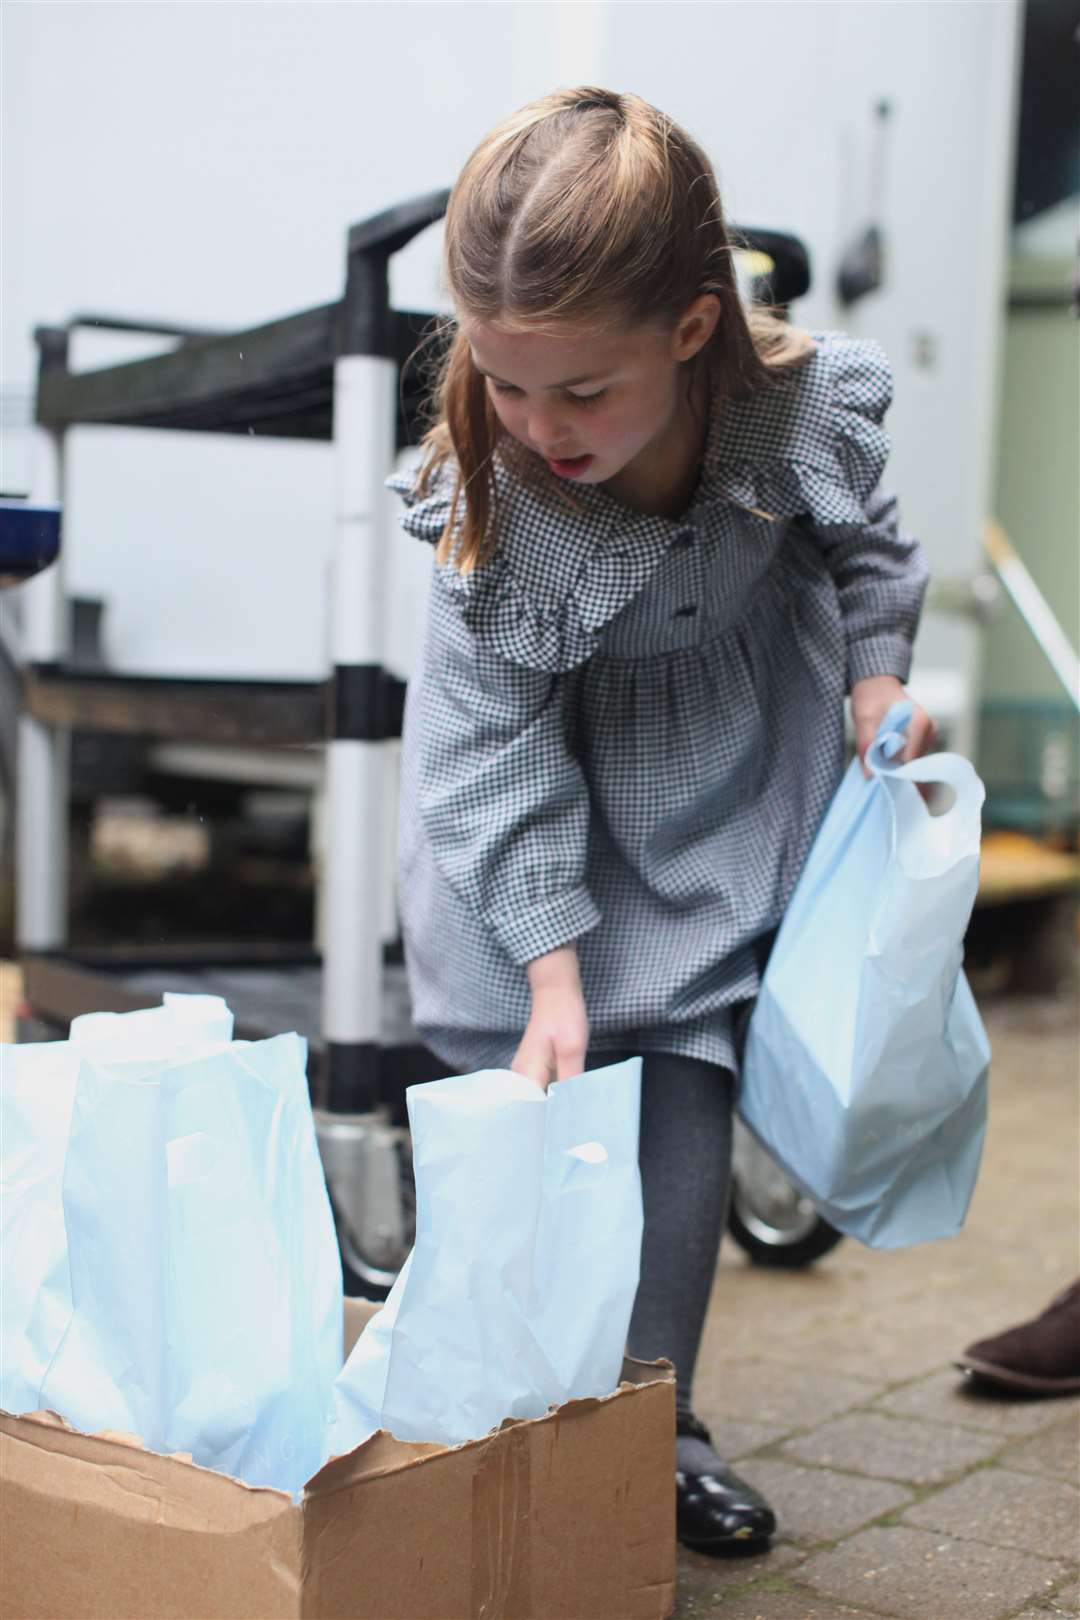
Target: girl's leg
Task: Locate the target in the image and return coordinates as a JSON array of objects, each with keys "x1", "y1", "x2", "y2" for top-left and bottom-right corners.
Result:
[
  {"x1": 623, "y1": 1052, "x2": 734, "y2": 1425},
  {"x1": 617, "y1": 1049, "x2": 775, "y2": 1549}
]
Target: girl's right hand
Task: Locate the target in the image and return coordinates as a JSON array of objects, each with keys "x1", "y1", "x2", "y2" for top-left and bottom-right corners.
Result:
[{"x1": 511, "y1": 944, "x2": 589, "y2": 1090}]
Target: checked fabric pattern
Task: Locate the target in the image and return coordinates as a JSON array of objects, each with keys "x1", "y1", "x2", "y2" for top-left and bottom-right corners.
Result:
[{"x1": 389, "y1": 331, "x2": 929, "y2": 1074}]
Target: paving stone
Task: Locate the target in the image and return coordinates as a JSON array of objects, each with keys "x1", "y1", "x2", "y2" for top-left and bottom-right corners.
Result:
[
  {"x1": 681, "y1": 1584, "x2": 897, "y2": 1619},
  {"x1": 798, "y1": 1523, "x2": 1069, "y2": 1620},
  {"x1": 674, "y1": 1539, "x2": 806, "y2": 1613},
  {"x1": 705, "y1": 1269, "x2": 972, "y2": 1386},
  {"x1": 901, "y1": 1466, "x2": 1079, "y2": 1561},
  {"x1": 732, "y1": 1457, "x2": 913, "y2": 1546},
  {"x1": 698, "y1": 1361, "x2": 878, "y2": 1433},
  {"x1": 1002, "y1": 1413, "x2": 1080, "y2": 1482},
  {"x1": 716, "y1": 1419, "x2": 788, "y2": 1460},
  {"x1": 875, "y1": 1369, "x2": 1080, "y2": 1438},
  {"x1": 1049, "y1": 1578, "x2": 1080, "y2": 1614},
  {"x1": 780, "y1": 1411, "x2": 1002, "y2": 1486}
]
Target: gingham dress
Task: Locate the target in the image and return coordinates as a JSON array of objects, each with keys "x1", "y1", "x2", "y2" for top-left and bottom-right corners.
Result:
[{"x1": 389, "y1": 331, "x2": 929, "y2": 1074}]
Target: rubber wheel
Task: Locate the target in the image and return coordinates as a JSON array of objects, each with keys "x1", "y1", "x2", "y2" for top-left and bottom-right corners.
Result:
[{"x1": 727, "y1": 1187, "x2": 844, "y2": 1269}]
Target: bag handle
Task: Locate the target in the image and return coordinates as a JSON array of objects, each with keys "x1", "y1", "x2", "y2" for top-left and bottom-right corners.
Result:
[
  {"x1": 864, "y1": 699, "x2": 985, "y2": 864},
  {"x1": 867, "y1": 700, "x2": 982, "y2": 802}
]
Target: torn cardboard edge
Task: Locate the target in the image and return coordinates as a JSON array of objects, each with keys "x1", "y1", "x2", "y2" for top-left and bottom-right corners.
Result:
[
  {"x1": 2, "y1": 1296, "x2": 677, "y2": 1620},
  {"x1": 1, "y1": 1297, "x2": 675, "y2": 1503}
]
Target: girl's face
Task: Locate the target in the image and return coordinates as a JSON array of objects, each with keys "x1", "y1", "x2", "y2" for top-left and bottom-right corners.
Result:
[{"x1": 464, "y1": 298, "x2": 719, "y2": 513}]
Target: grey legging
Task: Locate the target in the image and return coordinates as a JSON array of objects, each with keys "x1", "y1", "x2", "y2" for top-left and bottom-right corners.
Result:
[{"x1": 588, "y1": 1048, "x2": 735, "y2": 1418}]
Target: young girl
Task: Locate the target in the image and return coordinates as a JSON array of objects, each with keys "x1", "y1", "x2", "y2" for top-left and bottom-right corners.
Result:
[{"x1": 389, "y1": 86, "x2": 936, "y2": 1555}]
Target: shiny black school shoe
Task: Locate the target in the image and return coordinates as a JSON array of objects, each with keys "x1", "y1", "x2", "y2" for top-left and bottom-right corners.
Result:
[{"x1": 675, "y1": 1414, "x2": 776, "y2": 1555}]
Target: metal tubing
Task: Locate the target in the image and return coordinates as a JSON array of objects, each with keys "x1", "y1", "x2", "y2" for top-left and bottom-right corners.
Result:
[
  {"x1": 16, "y1": 426, "x2": 69, "y2": 951},
  {"x1": 22, "y1": 429, "x2": 66, "y2": 662},
  {"x1": 984, "y1": 520, "x2": 1080, "y2": 713},
  {"x1": 323, "y1": 739, "x2": 385, "y2": 1046},
  {"x1": 16, "y1": 716, "x2": 69, "y2": 949},
  {"x1": 322, "y1": 354, "x2": 398, "y2": 1053}
]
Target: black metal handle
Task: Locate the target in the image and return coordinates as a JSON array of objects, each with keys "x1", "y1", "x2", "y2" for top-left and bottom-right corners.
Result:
[
  {"x1": 346, "y1": 188, "x2": 452, "y2": 260},
  {"x1": 339, "y1": 189, "x2": 451, "y2": 361},
  {"x1": 734, "y1": 228, "x2": 812, "y2": 308},
  {"x1": 66, "y1": 314, "x2": 227, "y2": 340}
]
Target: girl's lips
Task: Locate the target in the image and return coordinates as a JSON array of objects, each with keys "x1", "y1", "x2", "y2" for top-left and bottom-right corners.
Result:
[{"x1": 547, "y1": 453, "x2": 594, "y2": 479}]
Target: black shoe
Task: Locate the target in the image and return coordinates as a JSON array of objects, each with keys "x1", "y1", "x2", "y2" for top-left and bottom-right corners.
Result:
[{"x1": 675, "y1": 1414, "x2": 776, "y2": 1555}]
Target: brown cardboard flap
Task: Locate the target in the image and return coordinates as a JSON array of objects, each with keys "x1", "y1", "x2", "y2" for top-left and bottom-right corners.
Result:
[
  {"x1": 0, "y1": 1410, "x2": 291, "y2": 1530},
  {"x1": 620, "y1": 1354, "x2": 675, "y2": 1387},
  {"x1": 298, "y1": 1374, "x2": 676, "y2": 1620},
  {"x1": 0, "y1": 1414, "x2": 302, "y2": 1620},
  {"x1": 304, "y1": 1429, "x2": 445, "y2": 1496},
  {"x1": 306, "y1": 1358, "x2": 675, "y2": 1500}
]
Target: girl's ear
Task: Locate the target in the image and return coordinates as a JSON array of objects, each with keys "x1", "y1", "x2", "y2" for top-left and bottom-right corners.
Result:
[{"x1": 670, "y1": 294, "x2": 721, "y2": 362}]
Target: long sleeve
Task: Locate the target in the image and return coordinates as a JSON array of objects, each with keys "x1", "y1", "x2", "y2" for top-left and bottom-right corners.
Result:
[
  {"x1": 411, "y1": 568, "x2": 600, "y2": 966},
  {"x1": 705, "y1": 330, "x2": 931, "y2": 692},
  {"x1": 810, "y1": 481, "x2": 929, "y2": 687}
]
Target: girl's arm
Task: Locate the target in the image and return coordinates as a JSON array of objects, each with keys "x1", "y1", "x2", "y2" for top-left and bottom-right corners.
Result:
[
  {"x1": 412, "y1": 571, "x2": 599, "y2": 1081},
  {"x1": 415, "y1": 577, "x2": 599, "y2": 967},
  {"x1": 513, "y1": 944, "x2": 589, "y2": 1090},
  {"x1": 811, "y1": 482, "x2": 936, "y2": 767}
]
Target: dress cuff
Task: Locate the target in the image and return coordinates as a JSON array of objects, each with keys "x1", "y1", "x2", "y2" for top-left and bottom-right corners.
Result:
[
  {"x1": 847, "y1": 632, "x2": 914, "y2": 689},
  {"x1": 490, "y1": 887, "x2": 602, "y2": 967}
]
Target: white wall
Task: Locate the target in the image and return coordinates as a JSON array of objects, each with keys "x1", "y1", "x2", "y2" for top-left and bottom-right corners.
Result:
[{"x1": 2, "y1": 1, "x2": 1020, "y2": 704}]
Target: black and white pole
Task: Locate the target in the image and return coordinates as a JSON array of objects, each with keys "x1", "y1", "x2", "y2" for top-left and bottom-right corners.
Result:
[
  {"x1": 322, "y1": 191, "x2": 450, "y2": 1114},
  {"x1": 16, "y1": 424, "x2": 69, "y2": 951},
  {"x1": 323, "y1": 350, "x2": 397, "y2": 1112}
]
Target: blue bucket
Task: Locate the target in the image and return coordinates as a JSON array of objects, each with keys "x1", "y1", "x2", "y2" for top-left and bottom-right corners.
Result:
[{"x1": 0, "y1": 497, "x2": 62, "y2": 588}]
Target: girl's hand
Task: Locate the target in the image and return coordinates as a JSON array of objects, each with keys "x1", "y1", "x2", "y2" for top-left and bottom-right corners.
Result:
[
  {"x1": 512, "y1": 944, "x2": 589, "y2": 1090},
  {"x1": 851, "y1": 674, "x2": 938, "y2": 777}
]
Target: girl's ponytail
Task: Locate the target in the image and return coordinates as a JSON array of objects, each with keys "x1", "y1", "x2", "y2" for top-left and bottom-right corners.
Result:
[{"x1": 416, "y1": 327, "x2": 501, "y2": 571}]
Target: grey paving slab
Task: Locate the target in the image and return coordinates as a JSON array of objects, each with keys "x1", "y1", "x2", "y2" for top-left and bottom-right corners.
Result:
[
  {"x1": 874, "y1": 1369, "x2": 1080, "y2": 1438},
  {"x1": 1050, "y1": 1578, "x2": 1080, "y2": 1613},
  {"x1": 780, "y1": 1411, "x2": 1003, "y2": 1486},
  {"x1": 713, "y1": 1418, "x2": 789, "y2": 1460},
  {"x1": 798, "y1": 1523, "x2": 1070, "y2": 1620},
  {"x1": 697, "y1": 1361, "x2": 879, "y2": 1433},
  {"x1": 703, "y1": 1265, "x2": 981, "y2": 1387},
  {"x1": 673, "y1": 1540, "x2": 806, "y2": 1617},
  {"x1": 901, "y1": 1466, "x2": 1079, "y2": 1561},
  {"x1": 1002, "y1": 1414, "x2": 1080, "y2": 1483},
  {"x1": 680, "y1": 1585, "x2": 897, "y2": 1620},
  {"x1": 733, "y1": 1457, "x2": 913, "y2": 1547}
]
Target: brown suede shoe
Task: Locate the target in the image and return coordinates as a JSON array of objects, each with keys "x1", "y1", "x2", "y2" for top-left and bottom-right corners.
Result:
[{"x1": 956, "y1": 1279, "x2": 1080, "y2": 1395}]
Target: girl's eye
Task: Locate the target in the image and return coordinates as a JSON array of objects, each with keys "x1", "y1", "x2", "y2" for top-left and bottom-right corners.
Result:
[
  {"x1": 491, "y1": 382, "x2": 522, "y2": 397},
  {"x1": 569, "y1": 389, "x2": 608, "y2": 409}
]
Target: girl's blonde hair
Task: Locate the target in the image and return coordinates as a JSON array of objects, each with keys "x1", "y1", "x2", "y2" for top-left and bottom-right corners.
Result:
[{"x1": 414, "y1": 86, "x2": 815, "y2": 571}]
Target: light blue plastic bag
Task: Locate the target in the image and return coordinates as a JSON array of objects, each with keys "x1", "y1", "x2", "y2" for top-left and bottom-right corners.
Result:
[
  {"x1": 741, "y1": 702, "x2": 991, "y2": 1248},
  {"x1": 1, "y1": 994, "x2": 238, "y2": 1421},
  {"x1": 1, "y1": 997, "x2": 343, "y2": 1495},
  {"x1": 327, "y1": 1058, "x2": 642, "y2": 1455}
]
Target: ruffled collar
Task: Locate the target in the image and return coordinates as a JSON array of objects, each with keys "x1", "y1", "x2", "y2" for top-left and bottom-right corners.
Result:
[
  {"x1": 697, "y1": 329, "x2": 891, "y2": 524},
  {"x1": 388, "y1": 328, "x2": 892, "y2": 670}
]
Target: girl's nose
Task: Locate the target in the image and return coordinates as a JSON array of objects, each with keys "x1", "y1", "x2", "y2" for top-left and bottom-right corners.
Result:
[{"x1": 527, "y1": 403, "x2": 572, "y2": 452}]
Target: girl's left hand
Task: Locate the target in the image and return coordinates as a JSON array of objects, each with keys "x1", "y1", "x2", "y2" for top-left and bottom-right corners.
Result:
[{"x1": 851, "y1": 674, "x2": 938, "y2": 777}]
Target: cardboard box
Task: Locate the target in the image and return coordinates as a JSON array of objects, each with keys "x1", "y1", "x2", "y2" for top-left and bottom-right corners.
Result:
[{"x1": 1, "y1": 1299, "x2": 676, "y2": 1619}]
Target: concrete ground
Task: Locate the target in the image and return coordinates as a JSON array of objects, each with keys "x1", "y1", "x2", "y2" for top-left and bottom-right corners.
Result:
[{"x1": 677, "y1": 991, "x2": 1079, "y2": 1620}]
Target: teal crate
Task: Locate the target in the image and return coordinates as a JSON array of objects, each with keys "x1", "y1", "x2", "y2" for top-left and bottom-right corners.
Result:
[{"x1": 977, "y1": 700, "x2": 1079, "y2": 835}]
